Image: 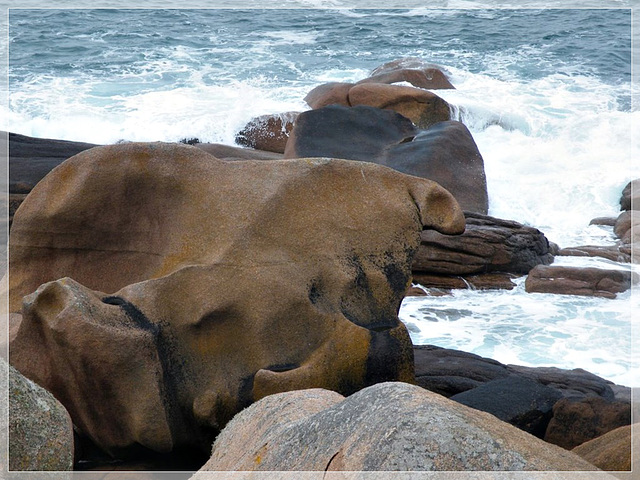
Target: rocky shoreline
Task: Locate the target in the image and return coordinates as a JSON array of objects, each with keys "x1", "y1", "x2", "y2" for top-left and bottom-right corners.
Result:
[{"x1": 6, "y1": 59, "x2": 637, "y2": 475}]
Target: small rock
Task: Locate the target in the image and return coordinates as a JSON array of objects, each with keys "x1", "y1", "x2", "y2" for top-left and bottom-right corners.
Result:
[
  {"x1": 9, "y1": 360, "x2": 74, "y2": 471},
  {"x1": 235, "y1": 112, "x2": 299, "y2": 153},
  {"x1": 544, "y1": 396, "x2": 631, "y2": 450},
  {"x1": 557, "y1": 245, "x2": 631, "y2": 263},
  {"x1": 525, "y1": 265, "x2": 635, "y2": 298},
  {"x1": 619, "y1": 178, "x2": 640, "y2": 211}
]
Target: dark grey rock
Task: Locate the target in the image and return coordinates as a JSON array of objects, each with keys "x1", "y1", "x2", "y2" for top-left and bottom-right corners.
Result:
[
  {"x1": 9, "y1": 132, "x2": 98, "y2": 194},
  {"x1": 284, "y1": 106, "x2": 488, "y2": 214},
  {"x1": 413, "y1": 344, "x2": 510, "y2": 397},
  {"x1": 450, "y1": 375, "x2": 563, "y2": 438}
]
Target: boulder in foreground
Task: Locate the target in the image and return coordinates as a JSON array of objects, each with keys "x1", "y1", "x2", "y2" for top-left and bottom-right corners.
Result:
[
  {"x1": 9, "y1": 359, "x2": 74, "y2": 471},
  {"x1": 198, "y1": 382, "x2": 599, "y2": 472}
]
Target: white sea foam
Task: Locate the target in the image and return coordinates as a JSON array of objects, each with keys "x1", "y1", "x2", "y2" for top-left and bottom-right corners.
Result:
[
  {"x1": 401, "y1": 280, "x2": 639, "y2": 387},
  {"x1": 434, "y1": 68, "x2": 638, "y2": 248}
]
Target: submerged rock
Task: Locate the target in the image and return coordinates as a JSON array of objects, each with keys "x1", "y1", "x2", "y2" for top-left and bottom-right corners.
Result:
[{"x1": 197, "y1": 382, "x2": 599, "y2": 472}]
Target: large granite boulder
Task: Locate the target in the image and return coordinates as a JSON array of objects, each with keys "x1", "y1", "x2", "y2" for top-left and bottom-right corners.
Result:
[
  {"x1": 285, "y1": 105, "x2": 488, "y2": 214},
  {"x1": 9, "y1": 360, "x2": 74, "y2": 471},
  {"x1": 196, "y1": 382, "x2": 600, "y2": 472},
  {"x1": 413, "y1": 212, "x2": 554, "y2": 277},
  {"x1": 10, "y1": 142, "x2": 465, "y2": 460}
]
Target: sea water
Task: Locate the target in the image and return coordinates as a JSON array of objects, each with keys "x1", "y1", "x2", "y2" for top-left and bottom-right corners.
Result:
[{"x1": 6, "y1": 7, "x2": 639, "y2": 386}]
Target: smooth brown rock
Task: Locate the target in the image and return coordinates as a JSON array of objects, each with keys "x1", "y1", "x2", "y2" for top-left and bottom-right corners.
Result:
[
  {"x1": 10, "y1": 142, "x2": 464, "y2": 459},
  {"x1": 357, "y1": 67, "x2": 455, "y2": 90},
  {"x1": 525, "y1": 265, "x2": 635, "y2": 299},
  {"x1": 414, "y1": 212, "x2": 552, "y2": 276},
  {"x1": 572, "y1": 424, "x2": 632, "y2": 471},
  {"x1": 348, "y1": 83, "x2": 451, "y2": 128},
  {"x1": 545, "y1": 397, "x2": 631, "y2": 450},
  {"x1": 235, "y1": 112, "x2": 299, "y2": 153},
  {"x1": 198, "y1": 382, "x2": 600, "y2": 472},
  {"x1": 304, "y1": 82, "x2": 353, "y2": 109}
]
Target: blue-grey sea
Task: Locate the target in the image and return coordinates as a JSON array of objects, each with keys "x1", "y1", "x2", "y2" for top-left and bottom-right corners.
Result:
[{"x1": 6, "y1": 6, "x2": 639, "y2": 386}]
